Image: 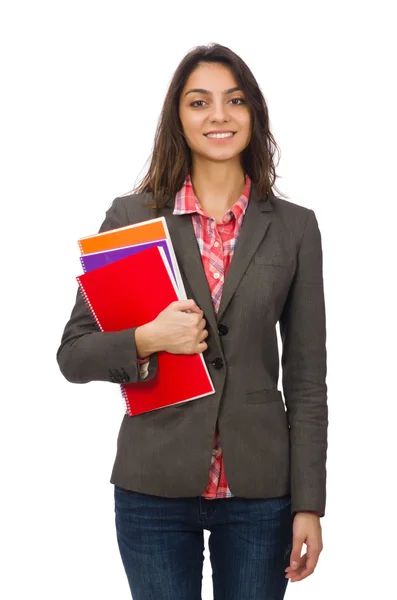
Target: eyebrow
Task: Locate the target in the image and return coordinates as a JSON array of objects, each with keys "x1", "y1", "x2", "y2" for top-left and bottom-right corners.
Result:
[{"x1": 184, "y1": 86, "x2": 242, "y2": 97}]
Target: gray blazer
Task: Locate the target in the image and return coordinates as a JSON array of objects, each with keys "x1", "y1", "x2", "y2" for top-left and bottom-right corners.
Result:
[{"x1": 56, "y1": 183, "x2": 328, "y2": 516}]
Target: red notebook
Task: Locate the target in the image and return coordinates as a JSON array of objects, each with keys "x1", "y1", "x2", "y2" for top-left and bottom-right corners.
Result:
[{"x1": 76, "y1": 245, "x2": 215, "y2": 416}]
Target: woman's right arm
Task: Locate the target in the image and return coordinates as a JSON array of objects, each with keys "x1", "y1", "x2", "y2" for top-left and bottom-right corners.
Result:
[{"x1": 56, "y1": 197, "x2": 157, "y2": 385}]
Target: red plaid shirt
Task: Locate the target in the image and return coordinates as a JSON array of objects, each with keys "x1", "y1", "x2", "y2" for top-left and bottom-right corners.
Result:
[{"x1": 173, "y1": 172, "x2": 252, "y2": 498}]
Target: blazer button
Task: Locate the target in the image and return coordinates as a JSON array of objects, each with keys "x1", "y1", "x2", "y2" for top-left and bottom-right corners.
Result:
[
  {"x1": 120, "y1": 369, "x2": 130, "y2": 383},
  {"x1": 218, "y1": 324, "x2": 229, "y2": 336},
  {"x1": 212, "y1": 358, "x2": 224, "y2": 369}
]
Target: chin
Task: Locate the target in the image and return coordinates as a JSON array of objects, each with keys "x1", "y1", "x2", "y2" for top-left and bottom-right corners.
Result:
[{"x1": 199, "y1": 151, "x2": 240, "y2": 162}]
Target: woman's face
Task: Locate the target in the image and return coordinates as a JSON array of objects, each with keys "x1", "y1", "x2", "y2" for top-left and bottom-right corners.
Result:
[{"x1": 179, "y1": 62, "x2": 252, "y2": 164}]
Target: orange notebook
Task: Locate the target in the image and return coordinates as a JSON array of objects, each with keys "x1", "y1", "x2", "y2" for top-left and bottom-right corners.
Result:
[
  {"x1": 76, "y1": 245, "x2": 215, "y2": 416},
  {"x1": 79, "y1": 219, "x2": 166, "y2": 254}
]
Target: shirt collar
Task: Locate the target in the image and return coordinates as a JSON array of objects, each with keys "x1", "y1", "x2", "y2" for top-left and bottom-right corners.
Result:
[{"x1": 173, "y1": 172, "x2": 252, "y2": 221}]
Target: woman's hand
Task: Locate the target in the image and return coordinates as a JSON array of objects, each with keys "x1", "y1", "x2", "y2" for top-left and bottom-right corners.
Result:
[
  {"x1": 285, "y1": 512, "x2": 323, "y2": 583},
  {"x1": 136, "y1": 299, "x2": 209, "y2": 356}
]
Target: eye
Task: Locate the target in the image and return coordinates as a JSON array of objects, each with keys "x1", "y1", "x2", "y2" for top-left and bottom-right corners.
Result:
[{"x1": 190, "y1": 97, "x2": 246, "y2": 108}]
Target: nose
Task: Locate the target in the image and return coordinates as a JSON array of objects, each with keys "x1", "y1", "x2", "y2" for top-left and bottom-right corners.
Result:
[{"x1": 208, "y1": 99, "x2": 230, "y2": 122}]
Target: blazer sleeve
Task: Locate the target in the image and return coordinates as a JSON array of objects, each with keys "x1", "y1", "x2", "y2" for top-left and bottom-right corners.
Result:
[
  {"x1": 279, "y1": 209, "x2": 328, "y2": 517},
  {"x1": 56, "y1": 196, "x2": 158, "y2": 385}
]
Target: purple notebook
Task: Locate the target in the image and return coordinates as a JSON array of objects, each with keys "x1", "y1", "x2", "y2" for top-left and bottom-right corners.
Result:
[{"x1": 80, "y1": 239, "x2": 177, "y2": 282}]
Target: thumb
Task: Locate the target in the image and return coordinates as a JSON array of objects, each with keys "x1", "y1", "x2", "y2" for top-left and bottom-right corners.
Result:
[
  {"x1": 290, "y1": 541, "x2": 302, "y2": 570},
  {"x1": 175, "y1": 299, "x2": 201, "y2": 314}
]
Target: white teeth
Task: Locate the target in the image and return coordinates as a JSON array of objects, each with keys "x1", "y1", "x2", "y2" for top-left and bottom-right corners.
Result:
[{"x1": 206, "y1": 132, "x2": 235, "y2": 139}]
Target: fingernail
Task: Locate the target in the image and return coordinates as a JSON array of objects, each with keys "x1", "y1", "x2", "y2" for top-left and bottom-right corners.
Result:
[{"x1": 292, "y1": 561, "x2": 298, "y2": 569}]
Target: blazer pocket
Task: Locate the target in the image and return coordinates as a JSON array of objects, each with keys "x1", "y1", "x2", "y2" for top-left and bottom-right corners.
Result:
[
  {"x1": 246, "y1": 389, "x2": 283, "y2": 404},
  {"x1": 254, "y1": 255, "x2": 293, "y2": 268}
]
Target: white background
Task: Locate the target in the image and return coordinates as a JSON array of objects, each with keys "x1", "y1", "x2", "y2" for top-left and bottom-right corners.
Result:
[{"x1": 1, "y1": 1, "x2": 396, "y2": 598}]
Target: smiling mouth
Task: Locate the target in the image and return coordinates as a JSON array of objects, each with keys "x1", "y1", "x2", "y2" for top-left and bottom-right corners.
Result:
[{"x1": 204, "y1": 132, "x2": 237, "y2": 138}]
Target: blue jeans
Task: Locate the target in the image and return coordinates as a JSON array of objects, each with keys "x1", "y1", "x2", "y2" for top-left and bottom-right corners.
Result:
[{"x1": 114, "y1": 485, "x2": 293, "y2": 600}]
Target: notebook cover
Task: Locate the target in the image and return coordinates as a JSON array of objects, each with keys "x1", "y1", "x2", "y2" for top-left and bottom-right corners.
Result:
[
  {"x1": 76, "y1": 246, "x2": 215, "y2": 416},
  {"x1": 78, "y1": 218, "x2": 167, "y2": 255},
  {"x1": 80, "y1": 239, "x2": 177, "y2": 283}
]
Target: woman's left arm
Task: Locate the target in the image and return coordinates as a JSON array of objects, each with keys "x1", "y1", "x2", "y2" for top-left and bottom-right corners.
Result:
[
  {"x1": 279, "y1": 208, "x2": 328, "y2": 582},
  {"x1": 279, "y1": 208, "x2": 328, "y2": 517}
]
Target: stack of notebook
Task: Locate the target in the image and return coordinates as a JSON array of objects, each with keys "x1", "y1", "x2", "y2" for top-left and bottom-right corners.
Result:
[{"x1": 76, "y1": 217, "x2": 215, "y2": 416}]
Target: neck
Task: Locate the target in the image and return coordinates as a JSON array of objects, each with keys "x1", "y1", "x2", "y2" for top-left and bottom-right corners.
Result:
[{"x1": 189, "y1": 157, "x2": 246, "y2": 217}]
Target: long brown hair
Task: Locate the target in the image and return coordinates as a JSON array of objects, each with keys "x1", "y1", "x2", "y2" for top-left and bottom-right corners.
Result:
[{"x1": 132, "y1": 43, "x2": 288, "y2": 208}]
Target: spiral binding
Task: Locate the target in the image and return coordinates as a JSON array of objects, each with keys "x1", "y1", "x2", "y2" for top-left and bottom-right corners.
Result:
[
  {"x1": 120, "y1": 384, "x2": 132, "y2": 416},
  {"x1": 79, "y1": 256, "x2": 87, "y2": 274},
  {"x1": 76, "y1": 278, "x2": 104, "y2": 332},
  {"x1": 78, "y1": 239, "x2": 84, "y2": 255}
]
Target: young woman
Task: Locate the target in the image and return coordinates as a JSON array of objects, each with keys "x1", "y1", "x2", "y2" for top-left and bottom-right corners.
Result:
[{"x1": 57, "y1": 43, "x2": 328, "y2": 600}]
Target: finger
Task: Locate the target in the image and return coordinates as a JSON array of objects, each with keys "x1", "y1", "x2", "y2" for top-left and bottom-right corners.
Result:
[
  {"x1": 175, "y1": 299, "x2": 201, "y2": 313},
  {"x1": 291, "y1": 534, "x2": 321, "y2": 574},
  {"x1": 289, "y1": 539, "x2": 304, "y2": 571},
  {"x1": 285, "y1": 553, "x2": 306, "y2": 575},
  {"x1": 199, "y1": 329, "x2": 209, "y2": 341},
  {"x1": 192, "y1": 310, "x2": 206, "y2": 327},
  {"x1": 301, "y1": 541, "x2": 320, "y2": 575},
  {"x1": 187, "y1": 301, "x2": 202, "y2": 314},
  {"x1": 197, "y1": 341, "x2": 208, "y2": 353},
  {"x1": 287, "y1": 553, "x2": 318, "y2": 582},
  {"x1": 285, "y1": 554, "x2": 306, "y2": 573},
  {"x1": 288, "y1": 565, "x2": 313, "y2": 582},
  {"x1": 197, "y1": 317, "x2": 207, "y2": 329}
]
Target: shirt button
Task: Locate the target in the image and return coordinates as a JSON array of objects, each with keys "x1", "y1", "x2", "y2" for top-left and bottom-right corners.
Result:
[
  {"x1": 214, "y1": 241, "x2": 220, "y2": 248},
  {"x1": 213, "y1": 272, "x2": 220, "y2": 279}
]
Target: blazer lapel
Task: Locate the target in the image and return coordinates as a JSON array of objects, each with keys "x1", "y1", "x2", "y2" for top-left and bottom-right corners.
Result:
[{"x1": 216, "y1": 184, "x2": 274, "y2": 324}]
